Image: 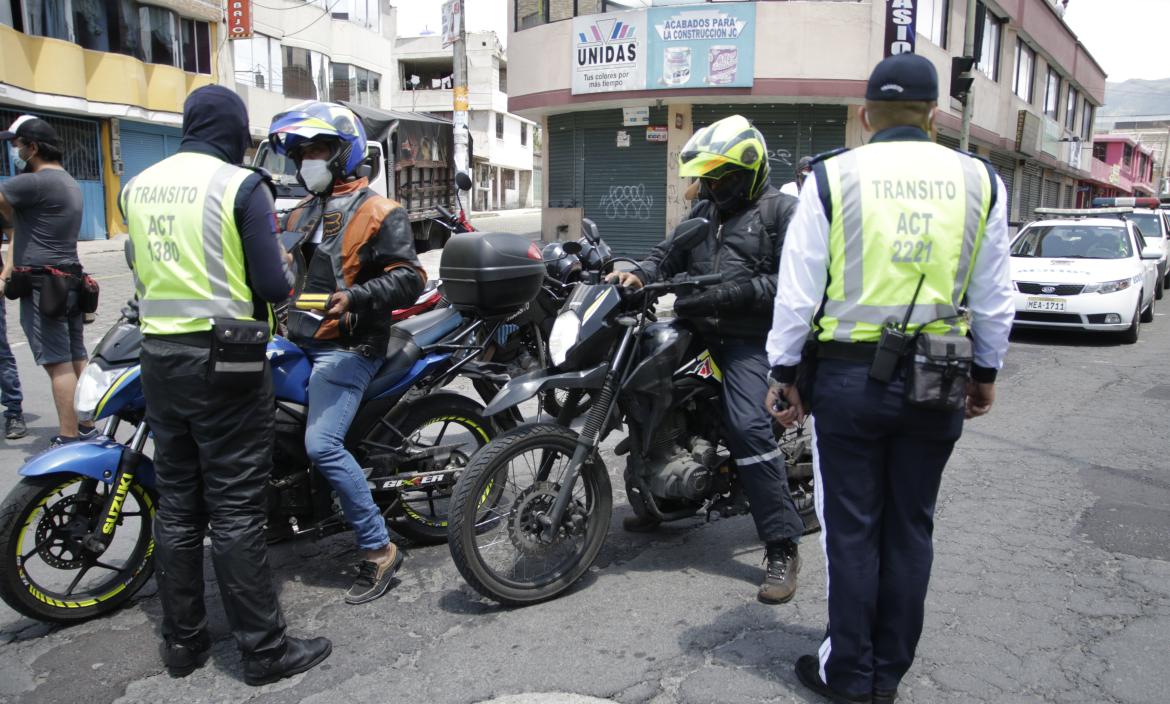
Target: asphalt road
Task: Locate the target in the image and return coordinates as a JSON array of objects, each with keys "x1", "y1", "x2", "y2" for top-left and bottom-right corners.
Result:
[{"x1": 1, "y1": 222, "x2": 1168, "y2": 704}]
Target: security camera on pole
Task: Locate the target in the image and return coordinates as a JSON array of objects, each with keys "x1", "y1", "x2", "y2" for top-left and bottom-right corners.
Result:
[{"x1": 444, "y1": 0, "x2": 470, "y2": 209}]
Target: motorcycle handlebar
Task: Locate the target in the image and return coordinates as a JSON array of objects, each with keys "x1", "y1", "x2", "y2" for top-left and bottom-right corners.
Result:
[{"x1": 641, "y1": 272, "x2": 726, "y2": 293}]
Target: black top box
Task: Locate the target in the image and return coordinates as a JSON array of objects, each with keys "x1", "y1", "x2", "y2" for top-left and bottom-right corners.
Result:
[{"x1": 439, "y1": 232, "x2": 545, "y2": 315}]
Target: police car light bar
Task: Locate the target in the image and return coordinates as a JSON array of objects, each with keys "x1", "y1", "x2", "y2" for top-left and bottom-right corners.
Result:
[
  {"x1": 1091, "y1": 197, "x2": 1160, "y2": 208},
  {"x1": 1034, "y1": 207, "x2": 1134, "y2": 217}
]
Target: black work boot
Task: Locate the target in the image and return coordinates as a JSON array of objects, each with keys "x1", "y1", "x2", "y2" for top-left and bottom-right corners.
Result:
[
  {"x1": 161, "y1": 631, "x2": 212, "y2": 677},
  {"x1": 244, "y1": 636, "x2": 332, "y2": 686},
  {"x1": 795, "y1": 654, "x2": 872, "y2": 703},
  {"x1": 758, "y1": 539, "x2": 800, "y2": 604}
]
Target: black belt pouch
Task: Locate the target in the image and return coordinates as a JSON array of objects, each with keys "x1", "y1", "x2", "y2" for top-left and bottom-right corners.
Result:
[
  {"x1": 208, "y1": 319, "x2": 269, "y2": 388},
  {"x1": 905, "y1": 334, "x2": 973, "y2": 411}
]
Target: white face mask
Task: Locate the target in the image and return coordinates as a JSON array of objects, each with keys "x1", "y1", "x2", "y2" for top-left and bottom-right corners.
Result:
[
  {"x1": 298, "y1": 159, "x2": 333, "y2": 195},
  {"x1": 8, "y1": 144, "x2": 28, "y2": 173}
]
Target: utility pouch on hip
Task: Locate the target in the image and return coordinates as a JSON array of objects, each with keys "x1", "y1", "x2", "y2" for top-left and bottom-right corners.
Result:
[
  {"x1": 5, "y1": 267, "x2": 33, "y2": 301},
  {"x1": 38, "y1": 267, "x2": 76, "y2": 319},
  {"x1": 905, "y1": 334, "x2": 972, "y2": 411},
  {"x1": 208, "y1": 319, "x2": 269, "y2": 388},
  {"x1": 79, "y1": 274, "x2": 100, "y2": 314}
]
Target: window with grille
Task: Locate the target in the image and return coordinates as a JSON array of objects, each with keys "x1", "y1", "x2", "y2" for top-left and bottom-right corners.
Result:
[{"x1": 0, "y1": 109, "x2": 102, "y2": 181}]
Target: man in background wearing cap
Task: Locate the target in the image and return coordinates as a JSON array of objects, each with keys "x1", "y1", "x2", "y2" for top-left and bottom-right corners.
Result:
[
  {"x1": 0, "y1": 116, "x2": 89, "y2": 447},
  {"x1": 779, "y1": 155, "x2": 813, "y2": 197},
  {"x1": 764, "y1": 53, "x2": 1013, "y2": 703}
]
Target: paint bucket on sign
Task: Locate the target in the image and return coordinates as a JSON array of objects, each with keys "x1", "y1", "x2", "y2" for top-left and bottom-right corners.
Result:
[
  {"x1": 663, "y1": 47, "x2": 692, "y2": 86},
  {"x1": 707, "y1": 45, "x2": 738, "y2": 85}
]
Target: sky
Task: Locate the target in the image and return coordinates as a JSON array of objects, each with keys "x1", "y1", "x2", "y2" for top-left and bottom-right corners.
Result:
[
  {"x1": 1059, "y1": 0, "x2": 1167, "y2": 82},
  {"x1": 395, "y1": 0, "x2": 508, "y2": 43}
]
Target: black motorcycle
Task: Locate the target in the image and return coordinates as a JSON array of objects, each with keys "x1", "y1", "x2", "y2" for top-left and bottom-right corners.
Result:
[{"x1": 446, "y1": 218, "x2": 818, "y2": 606}]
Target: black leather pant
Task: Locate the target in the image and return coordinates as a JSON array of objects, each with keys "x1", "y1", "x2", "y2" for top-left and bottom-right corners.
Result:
[{"x1": 141, "y1": 338, "x2": 287, "y2": 657}]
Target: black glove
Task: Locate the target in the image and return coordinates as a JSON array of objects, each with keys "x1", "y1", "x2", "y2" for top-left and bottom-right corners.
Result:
[
  {"x1": 673, "y1": 281, "x2": 753, "y2": 318},
  {"x1": 120, "y1": 297, "x2": 140, "y2": 324}
]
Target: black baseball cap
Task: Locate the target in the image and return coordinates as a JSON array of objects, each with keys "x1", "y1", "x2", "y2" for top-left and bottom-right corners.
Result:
[
  {"x1": 0, "y1": 115, "x2": 61, "y2": 148},
  {"x1": 865, "y1": 53, "x2": 939, "y2": 102}
]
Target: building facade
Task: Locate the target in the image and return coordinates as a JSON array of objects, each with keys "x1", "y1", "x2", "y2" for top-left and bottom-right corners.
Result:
[
  {"x1": 508, "y1": 0, "x2": 1107, "y2": 254},
  {"x1": 396, "y1": 30, "x2": 537, "y2": 211},
  {"x1": 226, "y1": 0, "x2": 399, "y2": 138},
  {"x1": 1077, "y1": 134, "x2": 1157, "y2": 203},
  {"x1": 1097, "y1": 116, "x2": 1170, "y2": 196},
  {"x1": 1, "y1": 0, "x2": 219, "y2": 238}
]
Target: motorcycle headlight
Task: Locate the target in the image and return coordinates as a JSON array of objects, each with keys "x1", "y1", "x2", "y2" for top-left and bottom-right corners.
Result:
[
  {"x1": 75, "y1": 363, "x2": 129, "y2": 422},
  {"x1": 1082, "y1": 278, "x2": 1133, "y2": 295},
  {"x1": 549, "y1": 311, "x2": 581, "y2": 368}
]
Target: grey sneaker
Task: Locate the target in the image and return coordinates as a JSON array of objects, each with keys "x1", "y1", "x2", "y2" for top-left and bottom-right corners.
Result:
[
  {"x1": 345, "y1": 544, "x2": 404, "y2": 605},
  {"x1": 5, "y1": 415, "x2": 27, "y2": 440},
  {"x1": 758, "y1": 540, "x2": 800, "y2": 605},
  {"x1": 49, "y1": 435, "x2": 81, "y2": 449}
]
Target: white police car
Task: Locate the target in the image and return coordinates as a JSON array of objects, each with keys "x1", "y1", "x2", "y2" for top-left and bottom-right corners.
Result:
[
  {"x1": 1089, "y1": 198, "x2": 1169, "y2": 299},
  {"x1": 1011, "y1": 209, "x2": 1160, "y2": 343}
]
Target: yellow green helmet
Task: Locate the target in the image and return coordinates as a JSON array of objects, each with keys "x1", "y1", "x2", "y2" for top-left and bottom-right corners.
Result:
[{"x1": 679, "y1": 115, "x2": 770, "y2": 201}]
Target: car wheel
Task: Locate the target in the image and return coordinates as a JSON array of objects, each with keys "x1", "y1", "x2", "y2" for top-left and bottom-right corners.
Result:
[
  {"x1": 1120, "y1": 302, "x2": 1141, "y2": 344},
  {"x1": 1141, "y1": 291, "x2": 1155, "y2": 323}
]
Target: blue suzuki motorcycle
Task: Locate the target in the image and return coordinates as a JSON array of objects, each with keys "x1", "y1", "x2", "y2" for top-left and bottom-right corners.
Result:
[{"x1": 0, "y1": 305, "x2": 498, "y2": 624}]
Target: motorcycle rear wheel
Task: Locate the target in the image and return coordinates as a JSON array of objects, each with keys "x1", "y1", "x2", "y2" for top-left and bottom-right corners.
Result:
[
  {"x1": 448, "y1": 423, "x2": 612, "y2": 606},
  {"x1": 363, "y1": 392, "x2": 497, "y2": 545},
  {"x1": 0, "y1": 475, "x2": 156, "y2": 624}
]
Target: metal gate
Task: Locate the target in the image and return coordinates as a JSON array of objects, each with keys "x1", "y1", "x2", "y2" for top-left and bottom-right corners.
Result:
[
  {"x1": 1042, "y1": 178, "x2": 1062, "y2": 209},
  {"x1": 989, "y1": 152, "x2": 1016, "y2": 218},
  {"x1": 692, "y1": 104, "x2": 847, "y2": 185},
  {"x1": 119, "y1": 120, "x2": 182, "y2": 184},
  {"x1": 1019, "y1": 162, "x2": 1044, "y2": 224},
  {"x1": 549, "y1": 109, "x2": 668, "y2": 255},
  {"x1": 0, "y1": 108, "x2": 106, "y2": 240}
]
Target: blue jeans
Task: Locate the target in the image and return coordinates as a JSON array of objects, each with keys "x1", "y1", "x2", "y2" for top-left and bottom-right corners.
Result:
[
  {"x1": 304, "y1": 347, "x2": 389, "y2": 551},
  {"x1": 0, "y1": 300, "x2": 23, "y2": 419}
]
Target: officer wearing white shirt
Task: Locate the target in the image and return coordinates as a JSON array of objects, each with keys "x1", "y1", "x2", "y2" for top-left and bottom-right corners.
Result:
[{"x1": 763, "y1": 54, "x2": 1014, "y2": 704}]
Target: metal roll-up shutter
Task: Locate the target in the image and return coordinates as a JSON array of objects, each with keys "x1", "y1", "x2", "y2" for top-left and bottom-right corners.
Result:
[
  {"x1": 1042, "y1": 178, "x2": 1062, "y2": 209},
  {"x1": 692, "y1": 104, "x2": 847, "y2": 186},
  {"x1": 582, "y1": 127, "x2": 667, "y2": 255},
  {"x1": 546, "y1": 115, "x2": 581, "y2": 208},
  {"x1": 936, "y1": 134, "x2": 960, "y2": 150},
  {"x1": 120, "y1": 121, "x2": 182, "y2": 183},
  {"x1": 989, "y1": 152, "x2": 1016, "y2": 216},
  {"x1": 1019, "y1": 162, "x2": 1043, "y2": 223},
  {"x1": 1063, "y1": 184, "x2": 1073, "y2": 208}
]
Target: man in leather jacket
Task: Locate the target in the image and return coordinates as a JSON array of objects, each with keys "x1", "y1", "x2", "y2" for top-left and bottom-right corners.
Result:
[
  {"x1": 609, "y1": 115, "x2": 806, "y2": 604},
  {"x1": 270, "y1": 101, "x2": 426, "y2": 604}
]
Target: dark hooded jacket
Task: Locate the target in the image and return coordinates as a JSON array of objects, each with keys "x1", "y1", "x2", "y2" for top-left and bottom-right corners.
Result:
[
  {"x1": 165, "y1": 85, "x2": 292, "y2": 304},
  {"x1": 636, "y1": 183, "x2": 797, "y2": 340}
]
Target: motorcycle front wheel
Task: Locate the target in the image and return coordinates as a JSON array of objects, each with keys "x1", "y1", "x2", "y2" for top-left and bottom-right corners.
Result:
[
  {"x1": 0, "y1": 474, "x2": 156, "y2": 623},
  {"x1": 448, "y1": 423, "x2": 611, "y2": 606}
]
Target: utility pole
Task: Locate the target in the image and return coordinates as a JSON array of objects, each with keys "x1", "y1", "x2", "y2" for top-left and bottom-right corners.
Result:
[
  {"x1": 451, "y1": 0, "x2": 470, "y2": 205},
  {"x1": 958, "y1": 0, "x2": 978, "y2": 152}
]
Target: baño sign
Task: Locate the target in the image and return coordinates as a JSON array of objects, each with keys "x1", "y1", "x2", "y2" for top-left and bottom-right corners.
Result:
[{"x1": 571, "y1": 3, "x2": 756, "y2": 95}]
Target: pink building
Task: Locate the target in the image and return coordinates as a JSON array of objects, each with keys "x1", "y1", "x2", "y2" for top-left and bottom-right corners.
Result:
[{"x1": 1079, "y1": 135, "x2": 1157, "y2": 204}]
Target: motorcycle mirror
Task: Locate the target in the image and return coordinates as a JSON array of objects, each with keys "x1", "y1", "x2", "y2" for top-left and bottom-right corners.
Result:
[
  {"x1": 580, "y1": 218, "x2": 600, "y2": 245},
  {"x1": 455, "y1": 171, "x2": 473, "y2": 191},
  {"x1": 562, "y1": 241, "x2": 583, "y2": 256},
  {"x1": 670, "y1": 217, "x2": 709, "y2": 252}
]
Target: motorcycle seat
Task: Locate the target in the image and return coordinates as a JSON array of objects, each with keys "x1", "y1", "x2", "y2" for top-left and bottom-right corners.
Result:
[{"x1": 364, "y1": 307, "x2": 463, "y2": 400}]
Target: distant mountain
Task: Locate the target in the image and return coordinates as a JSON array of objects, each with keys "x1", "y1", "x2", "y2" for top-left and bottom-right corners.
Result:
[{"x1": 1099, "y1": 79, "x2": 1170, "y2": 120}]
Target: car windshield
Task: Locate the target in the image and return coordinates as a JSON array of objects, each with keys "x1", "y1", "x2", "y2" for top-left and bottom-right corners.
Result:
[
  {"x1": 1128, "y1": 213, "x2": 1163, "y2": 241},
  {"x1": 1011, "y1": 225, "x2": 1134, "y2": 259}
]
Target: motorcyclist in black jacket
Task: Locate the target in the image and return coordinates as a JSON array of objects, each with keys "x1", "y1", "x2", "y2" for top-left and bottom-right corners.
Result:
[{"x1": 608, "y1": 115, "x2": 804, "y2": 605}]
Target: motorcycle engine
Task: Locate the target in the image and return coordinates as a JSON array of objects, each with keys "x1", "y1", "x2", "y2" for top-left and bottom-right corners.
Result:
[{"x1": 646, "y1": 437, "x2": 723, "y2": 502}]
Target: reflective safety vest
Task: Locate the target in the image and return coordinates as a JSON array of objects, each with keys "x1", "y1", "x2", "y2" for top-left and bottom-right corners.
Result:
[
  {"x1": 121, "y1": 152, "x2": 270, "y2": 336},
  {"x1": 818, "y1": 141, "x2": 993, "y2": 343}
]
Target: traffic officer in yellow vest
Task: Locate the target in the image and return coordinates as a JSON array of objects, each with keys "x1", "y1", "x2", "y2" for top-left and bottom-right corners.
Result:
[
  {"x1": 764, "y1": 54, "x2": 1013, "y2": 703},
  {"x1": 122, "y1": 85, "x2": 331, "y2": 685}
]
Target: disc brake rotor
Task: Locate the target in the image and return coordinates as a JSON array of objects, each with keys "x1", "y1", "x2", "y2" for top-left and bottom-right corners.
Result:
[
  {"x1": 506, "y1": 481, "x2": 589, "y2": 555},
  {"x1": 33, "y1": 494, "x2": 101, "y2": 569}
]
